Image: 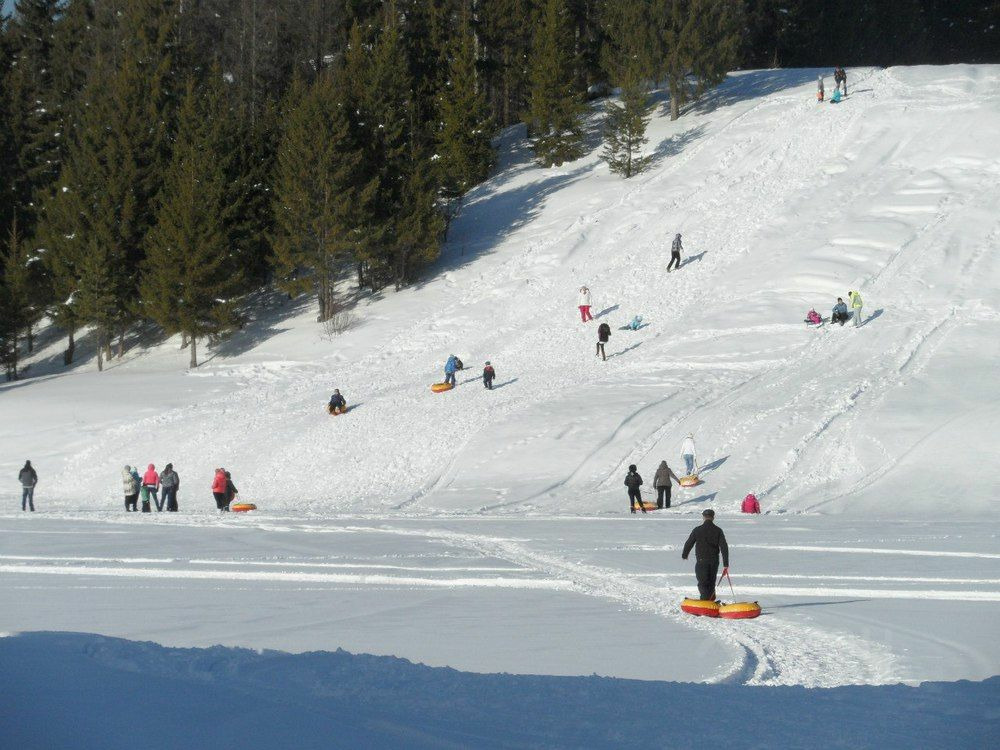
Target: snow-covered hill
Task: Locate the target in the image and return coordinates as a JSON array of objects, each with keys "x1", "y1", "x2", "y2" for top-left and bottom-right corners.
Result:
[{"x1": 5, "y1": 65, "x2": 998, "y2": 519}]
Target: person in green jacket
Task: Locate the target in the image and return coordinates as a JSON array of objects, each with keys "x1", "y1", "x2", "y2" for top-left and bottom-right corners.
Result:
[{"x1": 849, "y1": 290, "x2": 864, "y2": 327}]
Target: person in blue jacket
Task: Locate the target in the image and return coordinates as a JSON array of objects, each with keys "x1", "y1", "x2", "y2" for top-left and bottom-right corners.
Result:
[
  {"x1": 831, "y1": 298, "x2": 849, "y2": 325},
  {"x1": 444, "y1": 355, "x2": 458, "y2": 386}
]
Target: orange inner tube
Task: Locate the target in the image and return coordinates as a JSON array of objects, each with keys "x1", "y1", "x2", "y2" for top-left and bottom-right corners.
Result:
[{"x1": 231, "y1": 503, "x2": 257, "y2": 512}]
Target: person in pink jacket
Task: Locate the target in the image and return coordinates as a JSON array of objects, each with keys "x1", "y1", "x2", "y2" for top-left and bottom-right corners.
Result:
[
  {"x1": 741, "y1": 494, "x2": 761, "y2": 514},
  {"x1": 142, "y1": 464, "x2": 162, "y2": 511},
  {"x1": 212, "y1": 468, "x2": 228, "y2": 512}
]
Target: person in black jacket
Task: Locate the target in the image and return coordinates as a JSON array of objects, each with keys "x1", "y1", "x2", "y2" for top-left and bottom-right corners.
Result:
[
  {"x1": 681, "y1": 509, "x2": 729, "y2": 600},
  {"x1": 834, "y1": 66, "x2": 847, "y2": 95},
  {"x1": 224, "y1": 471, "x2": 238, "y2": 511},
  {"x1": 328, "y1": 389, "x2": 348, "y2": 415},
  {"x1": 624, "y1": 464, "x2": 646, "y2": 514},
  {"x1": 483, "y1": 361, "x2": 496, "y2": 390},
  {"x1": 597, "y1": 322, "x2": 611, "y2": 361},
  {"x1": 18, "y1": 460, "x2": 38, "y2": 511}
]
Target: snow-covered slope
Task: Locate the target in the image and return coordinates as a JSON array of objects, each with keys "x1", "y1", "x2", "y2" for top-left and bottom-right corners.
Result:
[{"x1": 4, "y1": 65, "x2": 1000, "y2": 518}]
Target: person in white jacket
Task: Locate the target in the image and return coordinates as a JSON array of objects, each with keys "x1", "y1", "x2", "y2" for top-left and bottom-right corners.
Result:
[
  {"x1": 578, "y1": 286, "x2": 593, "y2": 322},
  {"x1": 681, "y1": 433, "x2": 698, "y2": 476}
]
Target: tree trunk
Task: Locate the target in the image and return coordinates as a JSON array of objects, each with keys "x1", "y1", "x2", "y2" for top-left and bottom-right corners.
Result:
[
  {"x1": 669, "y1": 77, "x2": 681, "y2": 121},
  {"x1": 26, "y1": 324, "x2": 33, "y2": 353},
  {"x1": 96, "y1": 330, "x2": 104, "y2": 372},
  {"x1": 117, "y1": 328, "x2": 125, "y2": 359},
  {"x1": 181, "y1": 331, "x2": 189, "y2": 349},
  {"x1": 189, "y1": 334, "x2": 198, "y2": 368},
  {"x1": 64, "y1": 328, "x2": 75, "y2": 365}
]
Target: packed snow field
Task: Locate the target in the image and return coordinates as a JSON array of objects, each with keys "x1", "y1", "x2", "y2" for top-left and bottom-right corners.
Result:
[{"x1": 2, "y1": 66, "x2": 999, "y2": 746}]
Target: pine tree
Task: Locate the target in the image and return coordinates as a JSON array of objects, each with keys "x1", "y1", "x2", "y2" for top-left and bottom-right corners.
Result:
[
  {"x1": 272, "y1": 70, "x2": 364, "y2": 322},
  {"x1": 393, "y1": 160, "x2": 445, "y2": 289},
  {"x1": 142, "y1": 76, "x2": 242, "y2": 368},
  {"x1": 525, "y1": 0, "x2": 586, "y2": 167},
  {"x1": 480, "y1": 0, "x2": 534, "y2": 127},
  {"x1": 602, "y1": 85, "x2": 652, "y2": 178},
  {"x1": 0, "y1": 216, "x2": 41, "y2": 378},
  {"x1": 436, "y1": 7, "x2": 495, "y2": 214},
  {"x1": 652, "y1": 0, "x2": 744, "y2": 121}
]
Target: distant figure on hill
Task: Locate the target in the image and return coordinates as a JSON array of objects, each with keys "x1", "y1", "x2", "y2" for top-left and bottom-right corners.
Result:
[
  {"x1": 742, "y1": 493, "x2": 761, "y2": 514},
  {"x1": 682, "y1": 509, "x2": 729, "y2": 601},
  {"x1": 653, "y1": 460, "x2": 681, "y2": 509},
  {"x1": 160, "y1": 463, "x2": 180, "y2": 512},
  {"x1": 18, "y1": 460, "x2": 37, "y2": 512},
  {"x1": 143, "y1": 463, "x2": 161, "y2": 511},
  {"x1": 123, "y1": 465, "x2": 139, "y2": 512},
  {"x1": 597, "y1": 322, "x2": 611, "y2": 361},
  {"x1": 444, "y1": 355, "x2": 459, "y2": 386},
  {"x1": 624, "y1": 464, "x2": 647, "y2": 514},
  {"x1": 681, "y1": 433, "x2": 698, "y2": 476},
  {"x1": 212, "y1": 468, "x2": 228, "y2": 512},
  {"x1": 668, "y1": 233, "x2": 683, "y2": 272},
  {"x1": 578, "y1": 286, "x2": 593, "y2": 322},
  {"x1": 832, "y1": 297, "x2": 849, "y2": 325},
  {"x1": 328, "y1": 389, "x2": 348, "y2": 414},
  {"x1": 483, "y1": 361, "x2": 496, "y2": 390},
  {"x1": 817, "y1": 74, "x2": 825, "y2": 102},
  {"x1": 849, "y1": 290, "x2": 864, "y2": 327},
  {"x1": 834, "y1": 66, "x2": 847, "y2": 95}
]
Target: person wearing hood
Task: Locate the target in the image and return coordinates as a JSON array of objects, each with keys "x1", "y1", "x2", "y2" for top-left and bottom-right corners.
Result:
[
  {"x1": 849, "y1": 290, "x2": 864, "y2": 327},
  {"x1": 211, "y1": 468, "x2": 228, "y2": 511},
  {"x1": 444, "y1": 355, "x2": 458, "y2": 387},
  {"x1": 681, "y1": 433, "x2": 698, "y2": 475},
  {"x1": 624, "y1": 464, "x2": 647, "y2": 514},
  {"x1": 143, "y1": 464, "x2": 161, "y2": 511},
  {"x1": 653, "y1": 460, "x2": 681, "y2": 509},
  {"x1": 122, "y1": 465, "x2": 140, "y2": 512},
  {"x1": 668, "y1": 233, "x2": 683, "y2": 272},
  {"x1": 834, "y1": 66, "x2": 847, "y2": 95},
  {"x1": 578, "y1": 286, "x2": 593, "y2": 322},
  {"x1": 160, "y1": 463, "x2": 180, "y2": 512},
  {"x1": 682, "y1": 509, "x2": 730, "y2": 601},
  {"x1": 18, "y1": 460, "x2": 38, "y2": 511},
  {"x1": 224, "y1": 471, "x2": 239, "y2": 511},
  {"x1": 328, "y1": 389, "x2": 348, "y2": 415}
]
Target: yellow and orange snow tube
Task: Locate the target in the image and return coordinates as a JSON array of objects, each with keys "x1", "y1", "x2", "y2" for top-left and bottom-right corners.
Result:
[
  {"x1": 681, "y1": 598, "x2": 720, "y2": 617},
  {"x1": 679, "y1": 475, "x2": 700, "y2": 487},
  {"x1": 231, "y1": 503, "x2": 257, "y2": 513},
  {"x1": 430, "y1": 382, "x2": 454, "y2": 393},
  {"x1": 719, "y1": 601, "x2": 761, "y2": 619}
]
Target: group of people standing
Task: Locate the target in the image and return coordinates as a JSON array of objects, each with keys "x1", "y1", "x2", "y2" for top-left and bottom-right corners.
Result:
[
  {"x1": 122, "y1": 463, "x2": 180, "y2": 512},
  {"x1": 817, "y1": 66, "x2": 848, "y2": 102}
]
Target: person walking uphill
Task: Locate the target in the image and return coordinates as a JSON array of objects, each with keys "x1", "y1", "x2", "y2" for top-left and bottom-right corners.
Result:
[
  {"x1": 834, "y1": 66, "x2": 847, "y2": 96},
  {"x1": 578, "y1": 286, "x2": 593, "y2": 322},
  {"x1": 18, "y1": 460, "x2": 37, "y2": 511},
  {"x1": 681, "y1": 433, "x2": 698, "y2": 476},
  {"x1": 597, "y1": 322, "x2": 611, "y2": 361},
  {"x1": 682, "y1": 509, "x2": 729, "y2": 601},
  {"x1": 668, "y1": 233, "x2": 683, "y2": 272},
  {"x1": 624, "y1": 464, "x2": 647, "y2": 514},
  {"x1": 123, "y1": 465, "x2": 140, "y2": 512},
  {"x1": 160, "y1": 463, "x2": 180, "y2": 512},
  {"x1": 483, "y1": 361, "x2": 496, "y2": 390},
  {"x1": 653, "y1": 460, "x2": 681, "y2": 509},
  {"x1": 212, "y1": 468, "x2": 228, "y2": 512}
]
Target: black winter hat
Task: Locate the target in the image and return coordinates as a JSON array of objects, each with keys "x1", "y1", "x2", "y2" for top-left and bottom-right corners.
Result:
[
  {"x1": 628, "y1": 464, "x2": 637, "y2": 472},
  {"x1": 702, "y1": 509, "x2": 715, "y2": 518}
]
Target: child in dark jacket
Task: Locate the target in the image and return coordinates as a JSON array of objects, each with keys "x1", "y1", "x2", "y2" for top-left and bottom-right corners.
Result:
[
  {"x1": 483, "y1": 362, "x2": 496, "y2": 389},
  {"x1": 624, "y1": 465, "x2": 646, "y2": 514}
]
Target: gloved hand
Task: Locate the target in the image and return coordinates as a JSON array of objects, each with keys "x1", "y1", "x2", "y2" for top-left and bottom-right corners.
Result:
[{"x1": 722, "y1": 567, "x2": 729, "y2": 577}]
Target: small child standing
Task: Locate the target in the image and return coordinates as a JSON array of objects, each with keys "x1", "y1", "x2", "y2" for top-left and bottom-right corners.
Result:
[{"x1": 483, "y1": 361, "x2": 496, "y2": 390}]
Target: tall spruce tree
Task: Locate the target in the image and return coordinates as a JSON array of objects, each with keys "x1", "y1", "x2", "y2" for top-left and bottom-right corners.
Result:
[
  {"x1": 0, "y1": 216, "x2": 41, "y2": 378},
  {"x1": 653, "y1": 0, "x2": 743, "y2": 121},
  {"x1": 142, "y1": 76, "x2": 242, "y2": 368},
  {"x1": 436, "y1": 7, "x2": 495, "y2": 215},
  {"x1": 525, "y1": 0, "x2": 586, "y2": 167},
  {"x1": 601, "y1": 0, "x2": 654, "y2": 178},
  {"x1": 272, "y1": 70, "x2": 364, "y2": 321}
]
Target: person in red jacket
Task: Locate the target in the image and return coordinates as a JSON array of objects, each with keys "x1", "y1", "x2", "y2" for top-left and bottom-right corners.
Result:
[
  {"x1": 142, "y1": 464, "x2": 161, "y2": 511},
  {"x1": 211, "y1": 468, "x2": 228, "y2": 512},
  {"x1": 741, "y1": 494, "x2": 761, "y2": 514}
]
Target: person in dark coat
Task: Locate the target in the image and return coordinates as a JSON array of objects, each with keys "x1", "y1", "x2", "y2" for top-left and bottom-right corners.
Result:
[
  {"x1": 681, "y1": 509, "x2": 730, "y2": 600},
  {"x1": 483, "y1": 362, "x2": 496, "y2": 390},
  {"x1": 18, "y1": 460, "x2": 38, "y2": 511},
  {"x1": 224, "y1": 471, "x2": 238, "y2": 511},
  {"x1": 328, "y1": 389, "x2": 348, "y2": 414},
  {"x1": 160, "y1": 463, "x2": 180, "y2": 512},
  {"x1": 597, "y1": 322, "x2": 611, "y2": 361},
  {"x1": 834, "y1": 66, "x2": 847, "y2": 95},
  {"x1": 652, "y1": 460, "x2": 680, "y2": 509},
  {"x1": 624, "y1": 464, "x2": 647, "y2": 514},
  {"x1": 668, "y1": 233, "x2": 683, "y2": 272},
  {"x1": 123, "y1": 465, "x2": 140, "y2": 511}
]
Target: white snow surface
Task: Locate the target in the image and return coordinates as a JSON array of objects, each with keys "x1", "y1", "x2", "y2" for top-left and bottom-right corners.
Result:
[{"x1": 2, "y1": 66, "x2": 1000, "y2": 746}]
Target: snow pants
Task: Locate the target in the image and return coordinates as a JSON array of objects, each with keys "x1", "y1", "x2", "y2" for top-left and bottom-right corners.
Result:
[
  {"x1": 147, "y1": 486, "x2": 162, "y2": 511},
  {"x1": 125, "y1": 494, "x2": 138, "y2": 512},
  {"x1": 656, "y1": 485, "x2": 671, "y2": 509},
  {"x1": 579, "y1": 305, "x2": 593, "y2": 322},
  {"x1": 484, "y1": 376, "x2": 494, "y2": 390},
  {"x1": 627, "y1": 488, "x2": 644, "y2": 512},
  {"x1": 684, "y1": 454, "x2": 695, "y2": 475},
  {"x1": 445, "y1": 372, "x2": 456, "y2": 386},
  {"x1": 695, "y1": 559, "x2": 719, "y2": 601},
  {"x1": 214, "y1": 492, "x2": 228, "y2": 511},
  {"x1": 667, "y1": 251, "x2": 681, "y2": 271},
  {"x1": 163, "y1": 486, "x2": 178, "y2": 512},
  {"x1": 832, "y1": 311, "x2": 849, "y2": 325},
  {"x1": 596, "y1": 342, "x2": 606, "y2": 360},
  {"x1": 21, "y1": 487, "x2": 34, "y2": 511},
  {"x1": 853, "y1": 306, "x2": 863, "y2": 327}
]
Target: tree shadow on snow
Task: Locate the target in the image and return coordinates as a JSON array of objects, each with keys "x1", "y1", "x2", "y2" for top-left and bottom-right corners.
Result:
[
  {"x1": 679, "y1": 68, "x2": 831, "y2": 118},
  {"x1": 209, "y1": 288, "x2": 315, "y2": 361},
  {"x1": 649, "y1": 123, "x2": 708, "y2": 168}
]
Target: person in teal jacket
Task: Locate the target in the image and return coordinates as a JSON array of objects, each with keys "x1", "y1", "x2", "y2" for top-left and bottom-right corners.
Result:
[{"x1": 849, "y1": 290, "x2": 864, "y2": 327}]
